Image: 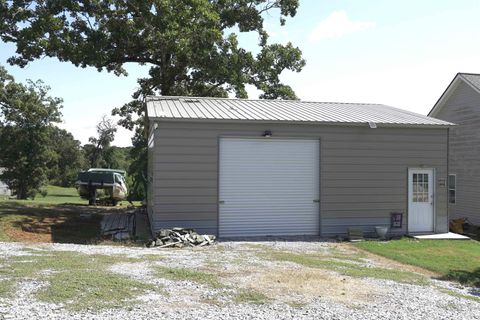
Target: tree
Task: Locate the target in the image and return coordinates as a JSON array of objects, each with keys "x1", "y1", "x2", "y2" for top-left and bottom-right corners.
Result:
[
  {"x1": 85, "y1": 115, "x2": 117, "y2": 168},
  {"x1": 1, "y1": 0, "x2": 306, "y2": 199},
  {"x1": 103, "y1": 146, "x2": 132, "y2": 170},
  {"x1": 0, "y1": 66, "x2": 62, "y2": 199},
  {"x1": 126, "y1": 128, "x2": 147, "y2": 201},
  {"x1": 47, "y1": 127, "x2": 86, "y2": 187}
]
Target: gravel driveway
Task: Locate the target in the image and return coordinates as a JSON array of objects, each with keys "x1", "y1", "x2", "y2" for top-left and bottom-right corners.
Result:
[{"x1": 0, "y1": 240, "x2": 478, "y2": 320}]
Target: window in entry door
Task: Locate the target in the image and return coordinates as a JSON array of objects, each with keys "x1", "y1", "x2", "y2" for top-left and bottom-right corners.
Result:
[{"x1": 413, "y1": 173, "x2": 429, "y2": 203}]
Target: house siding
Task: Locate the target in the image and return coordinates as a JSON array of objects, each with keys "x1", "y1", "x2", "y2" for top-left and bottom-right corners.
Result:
[
  {"x1": 434, "y1": 80, "x2": 480, "y2": 225},
  {"x1": 147, "y1": 128, "x2": 156, "y2": 231},
  {"x1": 149, "y1": 121, "x2": 448, "y2": 237}
]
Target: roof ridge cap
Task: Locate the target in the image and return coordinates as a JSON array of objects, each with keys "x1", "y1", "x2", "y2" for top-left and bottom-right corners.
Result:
[
  {"x1": 458, "y1": 72, "x2": 480, "y2": 76},
  {"x1": 146, "y1": 95, "x2": 384, "y2": 106}
]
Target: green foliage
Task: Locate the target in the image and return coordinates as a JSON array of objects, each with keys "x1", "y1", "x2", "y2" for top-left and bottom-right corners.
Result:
[
  {"x1": 1, "y1": 1, "x2": 303, "y2": 99},
  {"x1": 47, "y1": 127, "x2": 87, "y2": 187},
  {"x1": 355, "y1": 238, "x2": 480, "y2": 287},
  {"x1": 102, "y1": 146, "x2": 131, "y2": 170},
  {"x1": 1, "y1": 0, "x2": 305, "y2": 201},
  {"x1": 0, "y1": 65, "x2": 63, "y2": 199},
  {"x1": 85, "y1": 115, "x2": 117, "y2": 168},
  {"x1": 126, "y1": 128, "x2": 147, "y2": 201}
]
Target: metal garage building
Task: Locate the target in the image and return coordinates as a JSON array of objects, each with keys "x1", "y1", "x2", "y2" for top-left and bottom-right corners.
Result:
[{"x1": 146, "y1": 96, "x2": 452, "y2": 238}]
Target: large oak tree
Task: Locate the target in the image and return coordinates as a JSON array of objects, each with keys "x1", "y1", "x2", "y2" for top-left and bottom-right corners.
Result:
[{"x1": 0, "y1": 0, "x2": 306, "y2": 198}]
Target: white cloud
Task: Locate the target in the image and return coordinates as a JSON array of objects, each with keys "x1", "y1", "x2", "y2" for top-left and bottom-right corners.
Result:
[{"x1": 308, "y1": 11, "x2": 376, "y2": 43}]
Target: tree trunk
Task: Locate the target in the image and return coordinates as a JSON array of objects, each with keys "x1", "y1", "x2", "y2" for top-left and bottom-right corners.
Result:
[{"x1": 17, "y1": 186, "x2": 27, "y2": 200}]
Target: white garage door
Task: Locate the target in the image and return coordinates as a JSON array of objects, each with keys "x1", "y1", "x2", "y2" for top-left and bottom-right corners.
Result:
[{"x1": 219, "y1": 138, "x2": 320, "y2": 237}]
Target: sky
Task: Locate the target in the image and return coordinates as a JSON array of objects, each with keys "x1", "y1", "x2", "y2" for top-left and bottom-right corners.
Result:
[{"x1": 1, "y1": 0, "x2": 480, "y2": 146}]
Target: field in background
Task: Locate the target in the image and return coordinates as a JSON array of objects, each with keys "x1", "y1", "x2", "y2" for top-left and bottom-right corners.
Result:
[{"x1": 0, "y1": 185, "x2": 85, "y2": 205}]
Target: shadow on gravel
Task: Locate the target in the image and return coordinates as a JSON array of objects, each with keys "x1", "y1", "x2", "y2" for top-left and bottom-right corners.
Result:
[{"x1": 441, "y1": 268, "x2": 480, "y2": 288}]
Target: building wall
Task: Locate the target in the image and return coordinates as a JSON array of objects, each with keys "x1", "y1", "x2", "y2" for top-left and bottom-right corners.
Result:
[
  {"x1": 0, "y1": 168, "x2": 11, "y2": 196},
  {"x1": 434, "y1": 80, "x2": 480, "y2": 225},
  {"x1": 147, "y1": 128, "x2": 156, "y2": 231},
  {"x1": 149, "y1": 121, "x2": 449, "y2": 237},
  {"x1": 0, "y1": 182, "x2": 10, "y2": 196}
]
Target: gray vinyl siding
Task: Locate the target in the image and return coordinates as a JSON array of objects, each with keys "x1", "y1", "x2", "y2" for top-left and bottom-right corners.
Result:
[
  {"x1": 149, "y1": 121, "x2": 448, "y2": 237},
  {"x1": 434, "y1": 80, "x2": 480, "y2": 225}
]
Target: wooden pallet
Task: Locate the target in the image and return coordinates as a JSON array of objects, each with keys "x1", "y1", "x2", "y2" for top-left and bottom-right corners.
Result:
[{"x1": 100, "y1": 212, "x2": 135, "y2": 238}]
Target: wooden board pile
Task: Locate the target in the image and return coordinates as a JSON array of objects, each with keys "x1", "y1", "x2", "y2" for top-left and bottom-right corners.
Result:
[
  {"x1": 146, "y1": 227, "x2": 216, "y2": 248},
  {"x1": 100, "y1": 211, "x2": 135, "y2": 241}
]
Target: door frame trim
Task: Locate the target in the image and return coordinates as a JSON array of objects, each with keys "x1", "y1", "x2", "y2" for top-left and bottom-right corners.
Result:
[{"x1": 407, "y1": 167, "x2": 436, "y2": 234}]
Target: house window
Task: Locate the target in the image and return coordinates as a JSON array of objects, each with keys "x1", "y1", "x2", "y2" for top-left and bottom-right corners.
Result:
[{"x1": 448, "y1": 174, "x2": 456, "y2": 204}]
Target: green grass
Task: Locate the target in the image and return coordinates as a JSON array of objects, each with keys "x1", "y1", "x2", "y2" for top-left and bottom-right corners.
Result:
[
  {"x1": 355, "y1": 238, "x2": 480, "y2": 287},
  {"x1": 234, "y1": 289, "x2": 270, "y2": 305},
  {"x1": 0, "y1": 279, "x2": 14, "y2": 298},
  {"x1": 0, "y1": 185, "x2": 140, "y2": 206},
  {"x1": 264, "y1": 250, "x2": 427, "y2": 285},
  {"x1": 1, "y1": 185, "x2": 85, "y2": 205},
  {"x1": 155, "y1": 266, "x2": 223, "y2": 288},
  {"x1": 0, "y1": 250, "x2": 157, "y2": 309}
]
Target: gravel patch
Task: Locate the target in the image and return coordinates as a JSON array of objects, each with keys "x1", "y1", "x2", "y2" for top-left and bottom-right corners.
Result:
[{"x1": 0, "y1": 241, "x2": 479, "y2": 320}]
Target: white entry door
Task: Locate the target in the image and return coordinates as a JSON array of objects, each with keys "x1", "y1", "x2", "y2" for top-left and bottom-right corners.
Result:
[
  {"x1": 219, "y1": 138, "x2": 320, "y2": 237},
  {"x1": 408, "y1": 169, "x2": 434, "y2": 233}
]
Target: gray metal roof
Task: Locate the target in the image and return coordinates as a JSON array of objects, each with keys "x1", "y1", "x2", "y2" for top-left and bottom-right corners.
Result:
[
  {"x1": 460, "y1": 73, "x2": 480, "y2": 91},
  {"x1": 147, "y1": 96, "x2": 453, "y2": 127}
]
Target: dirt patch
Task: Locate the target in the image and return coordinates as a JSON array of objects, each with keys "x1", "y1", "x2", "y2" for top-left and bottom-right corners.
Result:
[
  {"x1": 4, "y1": 226, "x2": 52, "y2": 242},
  {"x1": 20, "y1": 217, "x2": 68, "y2": 234},
  {"x1": 0, "y1": 204, "x2": 108, "y2": 244},
  {"x1": 250, "y1": 265, "x2": 381, "y2": 306}
]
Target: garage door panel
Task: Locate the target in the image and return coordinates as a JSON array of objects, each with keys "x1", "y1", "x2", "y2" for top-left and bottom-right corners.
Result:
[{"x1": 219, "y1": 138, "x2": 320, "y2": 237}]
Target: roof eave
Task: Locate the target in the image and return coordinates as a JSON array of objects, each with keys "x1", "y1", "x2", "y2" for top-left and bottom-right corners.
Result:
[
  {"x1": 148, "y1": 117, "x2": 454, "y2": 128},
  {"x1": 429, "y1": 73, "x2": 480, "y2": 117}
]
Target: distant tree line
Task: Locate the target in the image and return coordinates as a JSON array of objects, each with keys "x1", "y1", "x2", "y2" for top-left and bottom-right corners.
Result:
[{"x1": 0, "y1": 65, "x2": 142, "y2": 200}]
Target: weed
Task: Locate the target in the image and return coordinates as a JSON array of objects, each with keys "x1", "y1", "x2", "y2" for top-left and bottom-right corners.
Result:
[
  {"x1": 156, "y1": 266, "x2": 223, "y2": 288},
  {"x1": 235, "y1": 289, "x2": 270, "y2": 305}
]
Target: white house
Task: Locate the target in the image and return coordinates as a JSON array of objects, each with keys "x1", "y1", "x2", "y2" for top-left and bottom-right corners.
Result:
[{"x1": 0, "y1": 168, "x2": 11, "y2": 197}]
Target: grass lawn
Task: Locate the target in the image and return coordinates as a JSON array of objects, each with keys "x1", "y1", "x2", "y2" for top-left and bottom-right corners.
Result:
[
  {"x1": 0, "y1": 185, "x2": 136, "y2": 244},
  {"x1": 355, "y1": 238, "x2": 480, "y2": 287},
  {"x1": 1, "y1": 185, "x2": 85, "y2": 205},
  {"x1": 0, "y1": 250, "x2": 158, "y2": 310}
]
